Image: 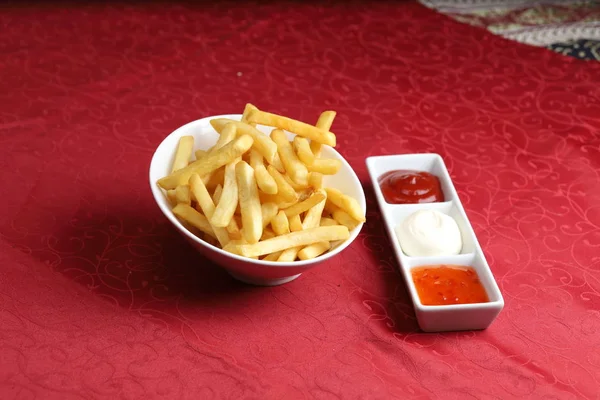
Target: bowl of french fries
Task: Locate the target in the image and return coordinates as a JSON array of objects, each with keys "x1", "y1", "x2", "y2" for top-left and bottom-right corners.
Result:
[{"x1": 149, "y1": 104, "x2": 366, "y2": 286}]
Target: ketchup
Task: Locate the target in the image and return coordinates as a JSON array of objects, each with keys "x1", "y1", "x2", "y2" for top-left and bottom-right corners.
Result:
[
  {"x1": 411, "y1": 265, "x2": 489, "y2": 306},
  {"x1": 378, "y1": 170, "x2": 444, "y2": 204}
]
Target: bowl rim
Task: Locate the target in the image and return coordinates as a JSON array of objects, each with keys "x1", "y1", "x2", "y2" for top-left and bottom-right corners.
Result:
[{"x1": 149, "y1": 114, "x2": 366, "y2": 268}]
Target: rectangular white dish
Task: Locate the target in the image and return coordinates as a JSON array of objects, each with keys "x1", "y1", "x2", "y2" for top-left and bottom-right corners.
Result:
[{"x1": 366, "y1": 153, "x2": 504, "y2": 332}]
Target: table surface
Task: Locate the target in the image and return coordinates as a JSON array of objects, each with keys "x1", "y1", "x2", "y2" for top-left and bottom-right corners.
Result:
[{"x1": 2, "y1": 1, "x2": 600, "y2": 399}]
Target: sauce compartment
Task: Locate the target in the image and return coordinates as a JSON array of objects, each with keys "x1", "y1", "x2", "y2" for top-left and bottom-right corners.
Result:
[
  {"x1": 384, "y1": 202, "x2": 477, "y2": 256},
  {"x1": 366, "y1": 153, "x2": 504, "y2": 332},
  {"x1": 369, "y1": 154, "x2": 456, "y2": 205}
]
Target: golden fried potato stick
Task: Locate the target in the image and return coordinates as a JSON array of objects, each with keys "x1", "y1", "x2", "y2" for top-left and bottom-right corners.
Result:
[
  {"x1": 269, "y1": 152, "x2": 286, "y2": 173},
  {"x1": 211, "y1": 161, "x2": 239, "y2": 228},
  {"x1": 319, "y1": 217, "x2": 338, "y2": 227},
  {"x1": 261, "y1": 228, "x2": 276, "y2": 241},
  {"x1": 263, "y1": 251, "x2": 283, "y2": 261},
  {"x1": 247, "y1": 108, "x2": 336, "y2": 147},
  {"x1": 332, "y1": 208, "x2": 360, "y2": 231},
  {"x1": 277, "y1": 246, "x2": 302, "y2": 262},
  {"x1": 195, "y1": 149, "x2": 207, "y2": 160},
  {"x1": 270, "y1": 129, "x2": 309, "y2": 186},
  {"x1": 189, "y1": 174, "x2": 230, "y2": 247},
  {"x1": 271, "y1": 211, "x2": 290, "y2": 236},
  {"x1": 210, "y1": 123, "x2": 238, "y2": 153},
  {"x1": 241, "y1": 103, "x2": 259, "y2": 122},
  {"x1": 212, "y1": 184, "x2": 223, "y2": 204},
  {"x1": 172, "y1": 204, "x2": 216, "y2": 239},
  {"x1": 282, "y1": 173, "x2": 309, "y2": 191},
  {"x1": 261, "y1": 202, "x2": 279, "y2": 229},
  {"x1": 283, "y1": 190, "x2": 326, "y2": 218},
  {"x1": 158, "y1": 135, "x2": 253, "y2": 190},
  {"x1": 293, "y1": 136, "x2": 315, "y2": 166},
  {"x1": 236, "y1": 161, "x2": 263, "y2": 244},
  {"x1": 325, "y1": 188, "x2": 365, "y2": 222},
  {"x1": 223, "y1": 225, "x2": 349, "y2": 258},
  {"x1": 171, "y1": 136, "x2": 194, "y2": 172},
  {"x1": 210, "y1": 118, "x2": 277, "y2": 164},
  {"x1": 311, "y1": 111, "x2": 336, "y2": 157},
  {"x1": 302, "y1": 197, "x2": 326, "y2": 230},
  {"x1": 298, "y1": 241, "x2": 331, "y2": 260},
  {"x1": 308, "y1": 172, "x2": 323, "y2": 189},
  {"x1": 175, "y1": 185, "x2": 191, "y2": 205},
  {"x1": 266, "y1": 165, "x2": 297, "y2": 203},
  {"x1": 250, "y1": 149, "x2": 278, "y2": 194},
  {"x1": 307, "y1": 159, "x2": 342, "y2": 175},
  {"x1": 289, "y1": 214, "x2": 303, "y2": 232},
  {"x1": 166, "y1": 189, "x2": 177, "y2": 206}
]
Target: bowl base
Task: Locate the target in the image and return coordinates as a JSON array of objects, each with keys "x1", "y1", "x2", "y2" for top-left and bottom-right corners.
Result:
[{"x1": 227, "y1": 271, "x2": 302, "y2": 286}]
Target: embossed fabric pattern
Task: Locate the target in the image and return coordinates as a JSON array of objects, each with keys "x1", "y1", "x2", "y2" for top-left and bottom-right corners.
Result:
[{"x1": 1, "y1": 1, "x2": 600, "y2": 399}]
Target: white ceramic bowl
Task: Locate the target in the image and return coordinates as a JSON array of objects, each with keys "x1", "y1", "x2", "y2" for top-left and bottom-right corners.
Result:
[{"x1": 149, "y1": 114, "x2": 366, "y2": 286}]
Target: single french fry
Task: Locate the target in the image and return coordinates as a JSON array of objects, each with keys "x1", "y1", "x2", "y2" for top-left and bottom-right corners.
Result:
[
  {"x1": 298, "y1": 241, "x2": 330, "y2": 260},
  {"x1": 247, "y1": 108, "x2": 336, "y2": 147},
  {"x1": 270, "y1": 129, "x2": 308, "y2": 186},
  {"x1": 226, "y1": 218, "x2": 242, "y2": 240},
  {"x1": 261, "y1": 227, "x2": 276, "y2": 241},
  {"x1": 236, "y1": 161, "x2": 263, "y2": 244},
  {"x1": 302, "y1": 197, "x2": 326, "y2": 230},
  {"x1": 263, "y1": 250, "x2": 283, "y2": 262},
  {"x1": 210, "y1": 119, "x2": 277, "y2": 164},
  {"x1": 277, "y1": 246, "x2": 302, "y2": 262},
  {"x1": 212, "y1": 184, "x2": 223, "y2": 204},
  {"x1": 269, "y1": 152, "x2": 286, "y2": 173},
  {"x1": 307, "y1": 159, "x2": 342, "y2": 175},
  {"x1": 332, "y1": 208, "x2": 360, "y2": 231},
  {"x1": 259, "y1": 193, "x2": 299, "y2": 210},
  {"x1": 223, "y1": 225, "x2": 349, "y2": 258},
  {"x1": 241, "y1": 103, "x2": 258, "y2": 122},
  {"x1": 325, "y1": 188, "x2": 365, "y2": 222},
  {"x1": 166, "y1": 189, "x2": 177, "y2": 206},
  {"x1": 171, "y1": 136, "x2": 194, "y2": 172},
  {"x1": 312, "y1": 111, "x2": 336, "y2": 157},
  {"x1": 172, "y1": 204, "x2": 216, "y2": 239},
  {"x1": 261, "y1": 202, "x2": 279, "y2": 229},
  {"x1": 283, "y1": 173, "x2": 309, "y2": 191},
  {"x1": 158, "y1": 135, "x2": 253, "y2": 190},
  {"x1": 324, "y1": 198, "x2": 339, "y2": 215},
  {"x1": 210, "y1": 123, "x2": 238, "y2": 154},
  {"x1": 271, "y1": 211, "x2": 290, "y2": 236},
  {"x1": 319, "y1": 217, "x2": 338, "y2": 227},
  {"x1": 175, "y1": 185, "x2": 191, "y2": 205},
  {"x1": 189, "y1": 174, "x2": 230, "y2": 247},
  {"x1": 267, "y1": 165, "x2": 297, "y2": 202},
  {"x1": 195, "y1": 149, "x2": 207, "y2": 160},
  {"x1": 289, "y1": 214, "x2": 303, "y2": 232},
  {"x1": 250, "y1": 149, "x2": 278, "y2": 194},
  {"x1": 211, "y1": 161, "x2": 239, "y2": 228},
  {"x1": 293, "y1": 136, "x2": 315, "y2": 166},
  {"x1": 308, "y1": 172, "x2": 323, "y2": 189},
  {"x1": 283, "y1": 190, "x2": 326, "y2": 218}
]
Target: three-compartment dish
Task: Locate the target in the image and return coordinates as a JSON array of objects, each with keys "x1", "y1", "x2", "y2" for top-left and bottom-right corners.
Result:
[{"x1": 366, "y1": 153, "x2": 504, "y2": 332}]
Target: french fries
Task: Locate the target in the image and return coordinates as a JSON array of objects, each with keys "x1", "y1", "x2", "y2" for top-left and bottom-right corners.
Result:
[
  {"x1": 158, "y1": 135, "x2": 253, "y2": 190},
  {"x1": 236, "y1": 161, "x2": 262, "y2": 244},
  {"x1": 247, "y1": 106, "x2": 336, "y2": 147},
  {"x1": 158, "y1": 104, "x2": 365, "y2": 265},
  {"x1": 271, "y1": 129, "x2": 308, "y2": 186},
  {"x1": 172, "y1": 136, "x2": 194, "y2": 172},
  {"x1": 224, "y1": 226, "x2": 350, "y2": 258}
]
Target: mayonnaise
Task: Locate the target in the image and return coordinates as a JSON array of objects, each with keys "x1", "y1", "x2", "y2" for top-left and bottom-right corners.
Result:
[{"x1": 395, "y1": 209, "x2": 462, "y2": 257}]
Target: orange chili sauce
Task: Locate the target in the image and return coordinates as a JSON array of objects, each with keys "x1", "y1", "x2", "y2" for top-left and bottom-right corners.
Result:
[{"x1": 411, "y1": 265, "x2": 489, "y2": 306}]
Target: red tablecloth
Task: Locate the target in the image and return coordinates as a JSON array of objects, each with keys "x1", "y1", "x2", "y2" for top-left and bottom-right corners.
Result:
[{"x1": 2, "y1": 1, "x2": 600, "y2": 399}]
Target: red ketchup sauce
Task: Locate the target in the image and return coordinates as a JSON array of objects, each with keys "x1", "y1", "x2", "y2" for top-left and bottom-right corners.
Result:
[
  {"x1": 378, "y1": 170, "x2": 444, "y2": 204},
  {"x1": 411, "y1": 265, "x2": 489, "y2": 306}
]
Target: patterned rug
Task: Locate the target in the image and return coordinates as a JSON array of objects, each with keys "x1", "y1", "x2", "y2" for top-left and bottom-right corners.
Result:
[{"x1": 419, "y1": 0, "x2": 600, "y2": 61}]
